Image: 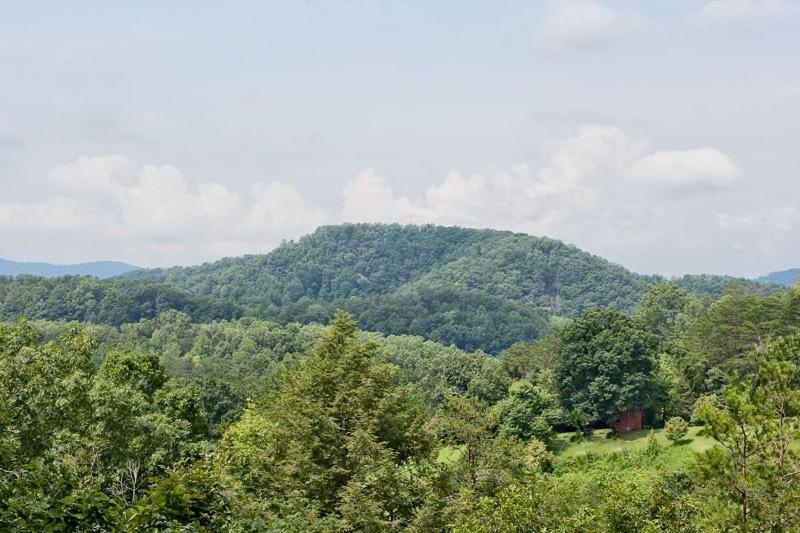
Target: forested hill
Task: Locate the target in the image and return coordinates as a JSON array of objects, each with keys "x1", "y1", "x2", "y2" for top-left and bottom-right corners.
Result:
[
  {"x1": 0, "y1": 258, "x2": 139, "y2": 278},
  {"x1": 757, "y1": 268, "x2": 799, "y2": 287},
  {"x1": 0, "y1": 275, "x2": 242, "y2": 326},
  {"x1": 120, "y1": 224, "x2": 773, "y2": 352},
  {"x1": 124, "y1": 224, "x2": 651, "y2": 313}
]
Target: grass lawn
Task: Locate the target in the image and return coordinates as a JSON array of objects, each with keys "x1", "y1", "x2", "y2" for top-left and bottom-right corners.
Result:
[
  {"x1": 436, "y1": 426, "x2": 717, "y2": 467},
  {"x1": 552, "y1": 426, "x2": 716, "y2": 457}
]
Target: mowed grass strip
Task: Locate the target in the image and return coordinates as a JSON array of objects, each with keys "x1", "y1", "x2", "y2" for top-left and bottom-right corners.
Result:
[
  {"x1": 437, "y1": 426, "x2": 717, "y2": 467},
  {"x1": 552, "y1": 426, "x2": 715, "y2": 457}
]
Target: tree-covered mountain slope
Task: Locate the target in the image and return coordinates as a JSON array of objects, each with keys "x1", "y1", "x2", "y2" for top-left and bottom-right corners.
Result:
[
  {"x1": 125, "y1": 224, "x2": 645, "y2": 312},
  {"x1": 0, "y1": 275, "x2": 242, "y2": 326},
  {"x1": 120, "y1": 224, "x2": 774, "y2": 352},
  {"x1": 757, "y1": 268, "x2": 799, "y2": 287}
]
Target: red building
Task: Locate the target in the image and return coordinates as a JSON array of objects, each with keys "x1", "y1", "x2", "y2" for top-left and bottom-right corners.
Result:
[{"x1": 610, "y1": 409, "x2": 643, "y2": 432}]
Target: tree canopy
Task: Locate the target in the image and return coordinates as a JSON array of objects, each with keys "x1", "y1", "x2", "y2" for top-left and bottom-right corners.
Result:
[{"x1": 554, "y1": 309, "x2": 658, "y2": 422}]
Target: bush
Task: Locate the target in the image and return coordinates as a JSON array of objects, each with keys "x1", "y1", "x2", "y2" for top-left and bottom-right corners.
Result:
[
  {"x1": 665, "y1": 417, "x2": 689, "y2": 445},
  {"x1": 569, "y1": 410, "x2": 592, "y2": 441},
  {"x1": 646, "y1": 430, "x2": 662, "y2": 457}
]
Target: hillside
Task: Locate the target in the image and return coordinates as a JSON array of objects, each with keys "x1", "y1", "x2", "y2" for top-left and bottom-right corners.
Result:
[
  {"x1": 757, "y1": 268, "x2": 799, "y2": 287},
  {"x1": 0, "y1": 258, "x2": 139, "y2": 278},
  {"x1": 122, "y1": 223, "x2": 773, "y2": 352},
  {"x1": 124, "y1": 224, "x2": 651, "y2": 312},
  {"x1": 0, "y1": 275, "x2": 242, "y2": 326}
]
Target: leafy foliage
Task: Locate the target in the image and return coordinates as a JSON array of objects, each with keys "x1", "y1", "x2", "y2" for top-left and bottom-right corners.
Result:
[
  {"x1": 121, "y1": 223, "x2": 774, "y2": 352},
  {"x1": 0, "y1": 275, "x2": 241, "y2": 325},
  {"x1": 0, "y1": 320, "x2": 211, "y2": 528},
  {"x1": 0, "y1": 245, "x2": 797, "y2": 530},
  {"x1": 692, "y1": 336, "x2": 800, "y2": 529},
  {"x1": 664, "y1": 417, "x2": 688, "y2": 445},
  {"x1": 221, "y1": 311, "x2": 435, "y2": 527},
  {"x1": 554, "y1": 309, "x2": 659, "y2": 423}
]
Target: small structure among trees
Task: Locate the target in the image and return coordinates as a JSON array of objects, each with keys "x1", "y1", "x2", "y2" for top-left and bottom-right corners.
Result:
[{"x1": 610, "y1": 409, "x2": 643, "y2": 432}]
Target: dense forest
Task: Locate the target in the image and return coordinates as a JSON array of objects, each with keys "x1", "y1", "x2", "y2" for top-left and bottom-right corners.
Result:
[
  {"x1": 2, "y1": 250, "x2": 799, "y2": 530},
  {"x1": 124, "y1": 225, "x2": 774, "y2": 318},
  {"x1": 0, "y1": 275, "x2": 242, "y2": 326},
  {"x1": 6, "y1": 0, "x2": 796, "y2": 529},
  {"x1": 3, "y1": 224, "x2": 775, "y2": 353}
]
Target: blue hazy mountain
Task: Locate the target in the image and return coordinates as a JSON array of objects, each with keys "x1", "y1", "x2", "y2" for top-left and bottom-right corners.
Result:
[
  {"x1": 0, "y1": 258, "x2": 139, "y2": 279},
  {"x1": 756, "y1": 268, "x2": 799, "y2": 287}
]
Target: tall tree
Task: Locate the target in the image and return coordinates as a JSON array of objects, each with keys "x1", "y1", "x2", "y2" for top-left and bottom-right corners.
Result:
[
  {"x1": 221, "y1": 311, "x2": 433, "y2": 527},
  {"x1": 554, "y1": 309, "x2": 658, "y2": 423},
  {"x1": 694, "y1": 335, "x2": 800, "y2": 530}
]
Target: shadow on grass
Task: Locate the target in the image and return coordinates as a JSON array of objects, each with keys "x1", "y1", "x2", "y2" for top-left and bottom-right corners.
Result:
[{"x1": 549, "y1": 438, "x2": 569, "y2": 454}]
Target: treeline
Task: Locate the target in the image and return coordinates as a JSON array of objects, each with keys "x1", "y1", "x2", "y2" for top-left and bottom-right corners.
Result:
[
  {"x1": 119, "y1": 223, "x2": 775, "y2": 352},
  {"x1": 0, "y1": 225, "x2": 779, "y2": 353},
  {"x1": 23, "y1": 280, "x2": 800, "y2": 425},
  {"x1": 3, "y1": 283, "x2": 799, "y2": 529},
  {"x1": 0, "y1": 275, "x2": 242, "y2": 326}
]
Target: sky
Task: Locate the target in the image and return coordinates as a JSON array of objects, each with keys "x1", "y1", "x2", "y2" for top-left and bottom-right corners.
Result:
[{"x1": 0, "y1": 0, "x2": 798, "y2": 277}]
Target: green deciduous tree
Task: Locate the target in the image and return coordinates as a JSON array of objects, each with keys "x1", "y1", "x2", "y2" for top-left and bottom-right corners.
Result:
[
  {"x1": 636, "y1": 281, "x2": 692, "y2": 339},
  {"x1": 554, "y1": 309, "x2": 658, "y2": 423},
  {"x1": 495, "y1": 380, "x2": 560, "y2": 443}
]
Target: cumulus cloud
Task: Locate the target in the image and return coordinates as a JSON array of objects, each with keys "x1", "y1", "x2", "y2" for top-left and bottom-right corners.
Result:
[
  {"x1": 0, "y1": 197, "x2": 112, "y2": 232},
  {"x1": 717, "y1": 206, "x2": 800, "y2": 255},
  {"x1": 626, "y1": 148, "x2": 740, "y2": 190},
  {"x1": 47, "y1": 154, "x2": 132, "y2": 191},
  {"x1": 242, "y1": 181, "x2": 327, "y2": 238},
  {"x1": 693, "y1": 0, "x2": 800, "y2": 28},
  {"x1": 0, "y1": 130, "x2": 746, "y2": 270},
  {"x1": 538, "y1": 0, "x2": 653, "y2": 53},
  {"x1": 0, "y1": 155, "x2": 327, "y2": 265},
  {"x1": 342, "y1": 168, "x2": 429, "y2": 223},
  {"x1": 342, "y1": 126, "x2": 736, "y2": 240}
]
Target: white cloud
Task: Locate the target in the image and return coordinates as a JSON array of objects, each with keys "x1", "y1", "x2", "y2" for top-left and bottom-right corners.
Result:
[
  {"x1": 538, "y1": 0, "x2": 653, "y2": 53},
  {"x1": 1, "y1": 155, "x2": 328, "y2": 265},
  {"x1": 0, "y1": 197, "x2": 111, "y2": 232},
  {"x1": 339, "y1": 126, "x2": 758, "y2": 276},
  {"x1": 717, "y1": 206, "x2": 800, "y2": 255},
  {"x1": 694, "y1": 0, "x2": 800, "y2": 28},
  {"x1": 626, "y1": 148, "x2": 740, "y2": 190},
  {"x1": 342, "y1": 126, "x2": 735, "y2": 239},
  {"x1": 47, "y1": 154, "x2": 132, "y2": 191},
  {"x1": 341, "y1": 167, "x2": 428, "y2": 223},
  {"x1": 241, "y1": 181, "x2": 327, "y2": 238},
  {"x1": 0, "y1": 130, "x2": 750, "y2": 272}
]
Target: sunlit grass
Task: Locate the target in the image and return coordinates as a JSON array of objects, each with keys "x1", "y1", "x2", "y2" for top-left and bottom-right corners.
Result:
[{"x1": 552, "y1": 426, "x2": 716, "y2": 457}]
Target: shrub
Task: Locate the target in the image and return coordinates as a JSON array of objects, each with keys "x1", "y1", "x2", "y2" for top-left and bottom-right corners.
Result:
[
  {"x1": 646, "y1": 430, "x2": 662, "y2": 457},
  {"x1": 569, "y1": 410, "x2": 592, "y2": 441},
  {"x1": 665, "y1": 417, "x2": 688, "y2": 445}
]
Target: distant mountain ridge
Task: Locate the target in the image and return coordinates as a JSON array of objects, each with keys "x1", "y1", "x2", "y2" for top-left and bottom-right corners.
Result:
[
  {"x1": 122, "y1": 223, "x2": 779, "y2": 352},
  {"x1": 0, "y1": 258, "x2": 139, "y2": 279},
  {"x1": 757, "y1": 268, "x2": 799, "y2": 287},
  {"x1": 2, "y1": 224, "x2": 779, "y2": 353}
]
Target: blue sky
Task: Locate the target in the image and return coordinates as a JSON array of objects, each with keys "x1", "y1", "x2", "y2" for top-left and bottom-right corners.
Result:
[{"x1": 1, "y1": 0, "x2": 798, "y2": 276}]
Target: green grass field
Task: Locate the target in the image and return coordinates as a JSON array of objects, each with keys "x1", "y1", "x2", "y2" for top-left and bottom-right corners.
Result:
[
  {"x1": 552, "y1": 426, "x2": 716, "y2": 457},
  {"x1": 438, "y1": 425, "x2": 715, "y2": 461},
  {"x1": 436, "y1": 426, "x2": 717, "y2": 468}
]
